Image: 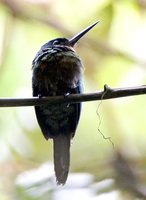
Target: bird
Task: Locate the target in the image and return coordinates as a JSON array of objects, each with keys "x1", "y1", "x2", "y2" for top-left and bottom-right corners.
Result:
[{"x1": 32, "y1": 21, "x2": 99, "y2": 185}]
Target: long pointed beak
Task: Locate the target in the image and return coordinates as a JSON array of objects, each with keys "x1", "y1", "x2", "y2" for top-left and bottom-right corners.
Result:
[{"x1": 69, "y1": 21, "x2": 99, "y2": 46}]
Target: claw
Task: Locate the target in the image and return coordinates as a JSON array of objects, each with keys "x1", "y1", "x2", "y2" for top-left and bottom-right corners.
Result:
[
  {"x1": 64, "y1": 93, "x2": 70, "y2": 107},
  {"x1": 64, "y1": 92, "x2": 70, "y2": 97},
  {"x1": 38, "y1": 94, "x2": 43, "y2": 98}
]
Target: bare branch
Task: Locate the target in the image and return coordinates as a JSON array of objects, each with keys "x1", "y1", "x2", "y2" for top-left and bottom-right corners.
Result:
[
  {"x1": 0, "y1": 85, "x2": 146, "y2": 107},
  {"x1": 0, "y1": 0, "x2": 143, "y2": 64}
]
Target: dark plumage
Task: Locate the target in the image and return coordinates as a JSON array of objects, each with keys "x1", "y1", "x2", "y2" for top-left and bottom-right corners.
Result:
[{"x1": 32, "y1": 22, "x2": 99, "y2": 184}]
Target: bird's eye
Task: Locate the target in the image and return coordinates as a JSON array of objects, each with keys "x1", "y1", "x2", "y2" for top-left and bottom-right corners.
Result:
[{"x1": 52, "y1": 40, "x2": 58, "y2": 45}]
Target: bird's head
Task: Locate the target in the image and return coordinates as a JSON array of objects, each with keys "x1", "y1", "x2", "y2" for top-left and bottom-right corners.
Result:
[{"x1": 43, "y1": 21, "x2": 99, "y2": 50}]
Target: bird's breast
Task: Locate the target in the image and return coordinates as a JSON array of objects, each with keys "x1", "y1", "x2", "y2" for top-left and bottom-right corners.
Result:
[{"x1": 32, "y1": 50, "x2": 83, "y2": 94}]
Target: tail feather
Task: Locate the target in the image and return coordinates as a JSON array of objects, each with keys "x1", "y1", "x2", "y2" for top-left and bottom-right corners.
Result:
[{"x1": 53, "y1": 134, "x2": 71, "y2": 185}]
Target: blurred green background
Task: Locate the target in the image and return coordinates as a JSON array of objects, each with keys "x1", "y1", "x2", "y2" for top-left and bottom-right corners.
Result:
[{"x1": 1, "y1": 0, "x2": 146, "y2": 199}]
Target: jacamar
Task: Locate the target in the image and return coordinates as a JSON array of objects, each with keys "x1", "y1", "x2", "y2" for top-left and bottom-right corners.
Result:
[{"x1": 32, "y1": 21, "x2": 99, "y2": 185}]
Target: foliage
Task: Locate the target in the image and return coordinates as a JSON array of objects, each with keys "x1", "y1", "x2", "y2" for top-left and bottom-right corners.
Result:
[{"x1": 0, "y1": 0, "x2": 146, "y2": 199}]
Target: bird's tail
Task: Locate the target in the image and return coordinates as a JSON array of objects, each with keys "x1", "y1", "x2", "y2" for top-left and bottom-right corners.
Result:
[{"x1": 53, "y1": 134, "x2": 71, "y2": 185}]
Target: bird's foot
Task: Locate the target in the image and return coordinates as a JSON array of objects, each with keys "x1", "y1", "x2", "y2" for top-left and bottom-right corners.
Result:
[
  {"x1": 64, "y1": 92, "x2": 70, "y2": 97},
  {"x1": 64, "y1": 93, "x2": 70, "y2": 107},
  {"x1": 38, "y1": 94, "x2": 43, "y2": 98}
]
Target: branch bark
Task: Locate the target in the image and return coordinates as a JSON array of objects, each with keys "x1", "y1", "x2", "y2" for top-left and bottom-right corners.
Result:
[{"x1": 0, "y1": 85, "x2": 146, "y2": 107}]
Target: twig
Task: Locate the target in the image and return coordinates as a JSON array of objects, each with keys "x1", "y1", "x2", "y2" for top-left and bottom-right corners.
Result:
[
  {"x1": 1, "y1": 0, "x2": 144, "y2": 65},
  {"x1": 0, "y1": 84, "x2": 146, "y2": 107}
]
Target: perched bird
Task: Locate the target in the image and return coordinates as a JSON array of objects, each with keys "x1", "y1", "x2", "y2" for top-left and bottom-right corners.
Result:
[{"x1": 32, "y1": 21, "x2": 99, "y2": 185}]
